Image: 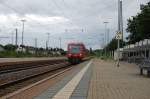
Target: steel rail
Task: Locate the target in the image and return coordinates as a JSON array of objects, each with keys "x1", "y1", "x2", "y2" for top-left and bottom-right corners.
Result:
[
  {"x1": 0, "y1": 61, "x2": 69, "y2": 87},
  {"x1": 0, "y1": 61, "x2": 66, "y2": 74}
]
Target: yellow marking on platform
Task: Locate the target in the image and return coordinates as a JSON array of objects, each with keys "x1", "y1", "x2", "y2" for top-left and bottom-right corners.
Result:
[{"x1": 52, "y1": 60, "x2": 92, "y2": 99}]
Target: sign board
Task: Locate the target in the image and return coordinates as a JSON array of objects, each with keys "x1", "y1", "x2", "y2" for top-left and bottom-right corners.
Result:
[{"x1": 116, "y1": 31, "x2": 122, "y2": 40}]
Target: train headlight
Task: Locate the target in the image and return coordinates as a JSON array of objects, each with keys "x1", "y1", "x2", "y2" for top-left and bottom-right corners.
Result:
[
  {"x1": 79, "y1": 54, "x2": 82, "y2": 56},
  {"x1": 68, "y1": 54, "x2": 72, "y2": 56}
]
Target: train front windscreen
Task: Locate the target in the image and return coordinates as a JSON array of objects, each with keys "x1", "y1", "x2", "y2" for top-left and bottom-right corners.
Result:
[{"x1": 69, "y1": 45, "x2": 81, "y2": 54}]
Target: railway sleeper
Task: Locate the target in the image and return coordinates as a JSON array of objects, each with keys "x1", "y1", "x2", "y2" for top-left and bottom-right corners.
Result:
[
  {"x1": 0, "y1": 62, "x2": 68, "y2": 87},
  {"x1": 0, "y1": 60, "x2": 66, "y2": 73}
]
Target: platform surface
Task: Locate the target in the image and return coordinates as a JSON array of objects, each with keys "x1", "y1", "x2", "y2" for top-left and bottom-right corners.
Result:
[
  {"x1": 34, "y1": 59, "x2": 150, "y2": 99},
  {"x1": 88, "y1": 59, "x2": 150, "y2": 99}
]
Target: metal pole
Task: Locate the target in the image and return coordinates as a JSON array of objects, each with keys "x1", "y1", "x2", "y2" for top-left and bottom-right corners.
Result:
[
  {"x1": 102, "y1": 34, "x2": 104, "y2": 56},
  {"x1": 118, "y1": 0, "x2": 121, "y2": 32},
  {"x1": 120, "y1": 0, "x2": 123, "y2": 40},
  {"x1": 103, "y1": 22, "x2": 109, "y2": 57},
  {"x1": 15, "y1": 28, "x2": 18, "y2": 46},
  {"x1": 22, "y1": 21, "x2": 24, "y2": 45},
  {"x1": 46, "y1": 41, "x2": 48, "y2": 50},
  {"x1": 11, "y1": 32, "x2": 14, "y2": 44},
  {"x1": 46, "y1": 33, "x2": 50, "y2": 49},
  {"x1": 35, "y1": 38, "x2": 37, "y2": 48},
  {"x1": 21, "y1": 19, "x2": 26, "y2": 46},
  {"x1": 117, "y1": 38, "x2": 120, "y2": 67},
  {"x1": 107, "y1": 28, "x2": 110, "y2": 43},
  {"x1": 35, "y1": 38, "x2": 37, "y2": 55},
  {"x1": 59, "y1": 37, "x2": 61, "y2": 49},
  {"x1": 117, "y1": 0, "x2": 120, "y2": 67}
]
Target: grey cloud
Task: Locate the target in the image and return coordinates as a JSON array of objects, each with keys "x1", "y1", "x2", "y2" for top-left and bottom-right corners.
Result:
[{"x1": 0, "y1": 0, "x2": 149, "y2": 49}]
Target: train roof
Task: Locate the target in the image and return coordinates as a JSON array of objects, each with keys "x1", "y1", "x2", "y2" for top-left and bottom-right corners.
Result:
[
  {"x1": 68, "y1": 42, "x2": 84, "y2": 45},
  {"x1": 67, "y1": 43, "x2": 86, "y2": 49},
  {"x1": 68, "y1": 43, "x2": 85, "y2": 47}
]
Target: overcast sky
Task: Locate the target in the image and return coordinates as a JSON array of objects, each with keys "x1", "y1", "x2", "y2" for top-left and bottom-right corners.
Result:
[{"x1": 0, "y1": 0, "x2": 149, "y2": 50}]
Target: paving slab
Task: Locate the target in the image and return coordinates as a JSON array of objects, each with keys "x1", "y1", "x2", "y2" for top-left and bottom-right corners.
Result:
[
  {"x1": 87, "y1": 59, "x2": 150, "y2": 99},
  {"x1": 70, "y1": 64, "x2": 92, "y2": 99},
  {"x1": 34, "y1": 61, "x2": 91, "y2": 99},
  {"x1": 33, "y1": 59, "x2": 150, "y2": 99}
]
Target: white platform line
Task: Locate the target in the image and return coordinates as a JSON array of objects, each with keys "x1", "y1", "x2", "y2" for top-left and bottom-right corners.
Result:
[{"x1": 52, "y1": 60, "x2": 92, "y2": 99}]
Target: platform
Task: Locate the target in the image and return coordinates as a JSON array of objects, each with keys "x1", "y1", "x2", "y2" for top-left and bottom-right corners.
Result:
[{"x1": 34, "y1": 59, "x2": 150, "y2": 99}]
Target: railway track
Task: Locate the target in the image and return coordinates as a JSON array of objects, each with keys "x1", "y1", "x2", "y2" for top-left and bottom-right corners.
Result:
[{"x1": 0, "y1": 59, "x2": 70, "y2": 87}]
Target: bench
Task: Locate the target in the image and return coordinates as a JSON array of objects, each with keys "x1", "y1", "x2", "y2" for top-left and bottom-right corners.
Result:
[
  {"x1": 139, "y1": 59, "x2": 150, "y2": 77},
  {"x1": 135, "y1": 57, "x2": 145, "y2": 64}
]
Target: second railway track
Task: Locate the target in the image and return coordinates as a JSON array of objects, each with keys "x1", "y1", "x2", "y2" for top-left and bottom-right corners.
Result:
[{"x1": 0, "y1": 59, "x2": 70, "y2": 87}]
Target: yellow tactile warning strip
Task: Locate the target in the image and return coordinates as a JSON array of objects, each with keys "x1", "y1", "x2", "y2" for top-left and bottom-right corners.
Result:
[{"x1": 52, "y1": 60, "x2": 92, "y2": 99}]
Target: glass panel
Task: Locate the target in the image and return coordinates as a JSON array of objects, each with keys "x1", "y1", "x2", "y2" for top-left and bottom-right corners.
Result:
[{"x1": 70, "y1": 45, "x2": 81, "y2": 53}]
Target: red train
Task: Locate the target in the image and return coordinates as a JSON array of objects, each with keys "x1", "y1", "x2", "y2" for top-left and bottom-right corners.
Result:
[{"x1": 67, "y1": 43, "x2": 86, "y2": 64}]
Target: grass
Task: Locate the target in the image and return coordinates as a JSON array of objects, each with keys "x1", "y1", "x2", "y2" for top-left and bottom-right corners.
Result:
[{"x1": 0, "y1": 51, "x2": 53, "y2": 58}]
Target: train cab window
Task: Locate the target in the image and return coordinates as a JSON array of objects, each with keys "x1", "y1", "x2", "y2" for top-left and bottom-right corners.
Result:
[{"x1": 69, "y1": 45, "x2": 81, "y2": 53}]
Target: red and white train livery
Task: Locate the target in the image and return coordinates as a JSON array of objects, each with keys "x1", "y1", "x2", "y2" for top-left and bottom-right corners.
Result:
[{"x1": 67, "y1": 43, "x2": 86, "y2": 64}]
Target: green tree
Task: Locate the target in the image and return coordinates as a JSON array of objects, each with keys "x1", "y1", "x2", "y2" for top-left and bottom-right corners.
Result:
[
  {"x1": 4, "y1": 44, "x2": 17, "y2": 51},
  {"x1": 104, "y1": 38, "x2": 125, "y2": 51},
  {"x1": 126, "y1": 2, "x2": 150, "y2": 44},
  {"x1": 0, "y1": 44, "x2": 4, "y2": 48}
]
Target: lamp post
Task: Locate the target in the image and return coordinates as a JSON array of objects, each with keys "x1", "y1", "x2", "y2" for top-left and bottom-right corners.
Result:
[
  {"x1": 103, "y1": 21, "x2": 109, "y2": 57},
  {"x1": 20, "y1": 19, "x2": 26, "y2": 46},
  {"x1": 117, "y1": 0, "x2": 123, "y2": 67},
  {"x1": 59, "y1": 37, "x2": 62, "y2": 49},
  {"x1": 46, "y1": 33, "x2": 50, "y2": 49},
  {"x1": 34, "y1": 38, "x2": 37, "y2": 55}
]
